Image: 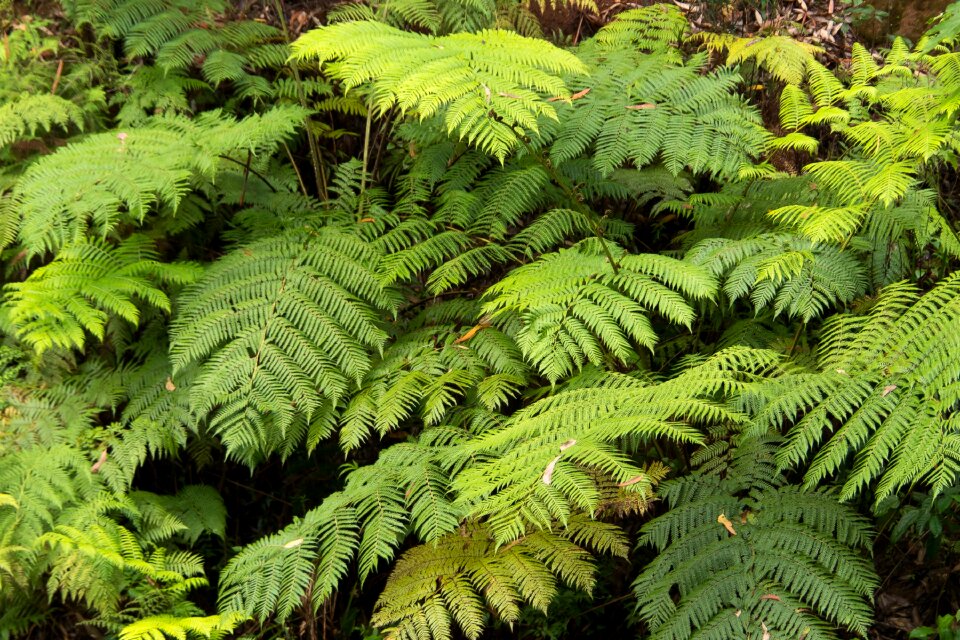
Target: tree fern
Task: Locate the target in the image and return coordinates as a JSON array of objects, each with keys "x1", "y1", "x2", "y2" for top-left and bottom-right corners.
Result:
[
  {"x1": 11, "y1": 106, "x2": 308, "y2": 256},
  {"x1": 450, "y1": 349, "x2": 779, "y2": 544},
  {"x1": 0, "y1": 93, "x2": 85, "y2": 150},
  {"x1": 697, "y1": 33, "x2": 822, "y2": 85},
  {"x1": 340, "y1": 299, "x2": 528, "y2": 451},
  {"x1": 371, "y1": 519, "x2": 626, "y2": 640},
  {"x1": 686, "y1": 233, "x2": 867, "y2": 322},
  {"x1": 548, "y1": 42, "x2": 767, "y2": 178}
]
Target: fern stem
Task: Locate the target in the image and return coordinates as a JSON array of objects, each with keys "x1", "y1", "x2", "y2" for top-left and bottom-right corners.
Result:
[
  {"x1": 271, "y1": 0, "x2": 328, "y2": 201},
  {"x1": 217, "y1": 155, "x2": 277, "y2": 192},
  {"x1": 239, "y1": 150, "x2": 252, "y2": 207},
  {"x1": 519, "y1": 140, "x2": 621, "y2": 273},
  {"x1": 283, "y1": 141, "x2": 310, "y2": 197},
  {"x1": 789, "y1": 322, "x2": 804, "y2": 356},
  {"x1": 359, "y1": 106, "x2": 373, "y2": 217}
]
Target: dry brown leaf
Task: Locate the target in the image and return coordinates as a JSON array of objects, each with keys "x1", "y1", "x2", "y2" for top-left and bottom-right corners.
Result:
[
  {"x1": 91, "y1": 449, "x2": 108, "y2": 474},
  {"x1": 617, "y1": 475, "x2": 646, "y2": 487},
  {"x1": 543, "y1": 439, "x2": 577, "y2": 485},
  {"x1": 717, "y1": 513, "x2": 737, "y2": 536},
  {"x1": 760, "y1": 594, "x2": 781, "y2": 601},
  {"x1": 498, "y1": 92, "x2": 521, "y2": 99},
  {"x1": 882, "y1": 384, "x2": 897, "y2": 397},
  {"x1": 283, "y1": 538, "x2": 304, "y2": 549},
  {"x1": 570, "y1": 88, "x2": 591, "y2": 100},
  {"x1": 542, "y1": 455, "x2": 562, "y2": 485},
  {"x1": 165, "y1": 376, "x2": 176, "y2": 391},
  {"x1": 358, "y1": 217, "x2": 375, "y2": 223},
  {"x1": 626, "y1": 103, "x2": 656, "y2": 110},
  {"x1": 453, "y1": 315, "x2": 492, "y2": 344},
  {"x1": 761, "y1": 621, "x2": 770, "y2": 640}
]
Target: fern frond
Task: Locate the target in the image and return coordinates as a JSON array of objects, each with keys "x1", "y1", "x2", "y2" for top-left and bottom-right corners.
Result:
[
  {"x1": 371, "y1": 518, "x2": 625, "y2": 640},
  {"x1": 119, "y1": 612, "x2": 246, "y2": 640},
  {"x1": 4, "y1": 235, "x2": 201, "y2": 354},
  {"x1": 686, "y1": 233, "x2": 866, "y2": 322},
  {"x1": 635, "y1": 436, "x2": 878, "y2": 640},
  {"x1": 697, "y1": 33, "x2": 822, "y2": 85},
  {"x1": 483, "y1": 245, "x2": 716, "y2": 381},
  {"x1": 767, "y1": 274, "x2": 960, "y2": 503},
  {"x1": 170, "y1": 228, "x2": 394, "y2": 464},
  {"x1": 452, "y1": 349, "x2": 777, "y2": 544},
  {"x1": 291, "y1": 21, "x2": 585, "y2": 161},
  {"x1": 0, "y1": 93, "x2": 84, "y2": 149},
  {"x1": 14, "y1": 107, "x2": 308, "y2": 255}
]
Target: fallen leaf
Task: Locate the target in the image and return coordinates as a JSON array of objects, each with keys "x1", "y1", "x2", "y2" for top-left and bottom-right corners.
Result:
[
  {"x1": 570, "y1": 88, "x2": 591, "y2": 100},
  {"x1": 454, "y1": 315, "x2": 493, "y2": 344},
  {"x1": 483, "y1": 84, "x2": 491, "y2": 104},
  {"x1": 165, "y1": 376, "x2": 176, "y2": 391},
  {"x1": 283, "y1": 538, "x2": 304, "y2": 549},
  {"x1": 760, "y1": 594, "x2": 781, "y2": 601},
  {"x1": 882, "y1": 384, "x2": 897, "y2": 396},
  {"x1": 91, "y1": 449, "x2": 108, "y2": 474},
  {"x1": 559, "y1": 438, "x2": 577, "y2": 451},
  {"x1": 717, "y1": 513, "x2": 737, "y2": 536},
  {"x1": 617, "y1": 475, "x2": 646, "y2": 487},
  {"x1": 358, "y1": 217, "x2": 375, "y2": 223},
  {"x1": 836, "y1": 368, "x2": 847, "y2": 375},
  {"x1": 762, "y1": 621, "x2": 770, "y2": 640},
  {"x1": 626, "y1": 103, "x2": 656, "y2": 110},
  {"x1": 498, "y1": 92, "x2": 521, "y2": 99},
  {"x1": 542, "y1": 455, "x2": 562, "y2": 485}
]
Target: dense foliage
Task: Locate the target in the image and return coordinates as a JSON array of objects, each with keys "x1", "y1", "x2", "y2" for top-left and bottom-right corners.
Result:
[{"x1": 3, "y1": 0, "x2": 960, "y2": 638}]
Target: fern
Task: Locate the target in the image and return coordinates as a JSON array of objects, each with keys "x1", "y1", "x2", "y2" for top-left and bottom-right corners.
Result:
[
  {"x1": 451, "y1": 349, "x2": 778, "y2": 544},
  {"x1": 686, "y1": 233, "x2": 867, "y2": 322},
  {"x1": 119, "y1": 612, "x2": 246, "y2": 640},
  {"x1": 764, "y1": 275, "x2": 960, "y2": 504},
  {"x1": 4, "y1": 235, "x2": 201, "y2": 354},
  {"x1": 291, "y1": 20, "x2": 585, "y2": 161},
  {"x1": 548, "y1": 43, "x2": 767, "y2": 178},
  {"x1": 12, "y1": 106, "x2": 309, "y2": 256},
  {"x1": 170, "y1": 227, "x2": 397, "y2": 464},
  {"x1": 697, "y1": 33, "x2": 822, "y2": 85},
  {"x1": 483, "y1": 244, "x2": 716, "y2": 381},
  {"x1": 0, "y1": 93, "x2": 85, "y2": 149},
  {"x1": 593, "y1": 5, "x2": 688, "y2": 58},
  {"x1": 635, "y1": 434, "x2": 878, "y2": 640},
  {"x1": 340, "y1": 299, "x2": 528, "y2": 450},
  {"x1": 371, "y1": 519, "x2": 625, "y2": 640}
]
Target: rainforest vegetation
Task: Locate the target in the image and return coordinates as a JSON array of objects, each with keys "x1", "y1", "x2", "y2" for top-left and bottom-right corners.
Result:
[{"x1": 3, "y1": 0, "x2": 960, "y2": 638}]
